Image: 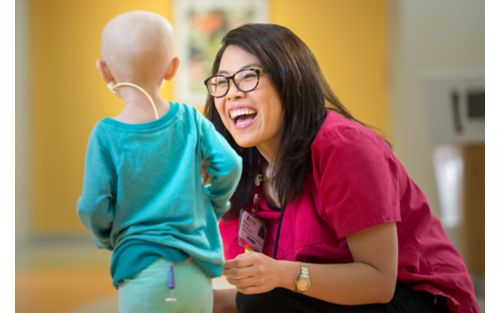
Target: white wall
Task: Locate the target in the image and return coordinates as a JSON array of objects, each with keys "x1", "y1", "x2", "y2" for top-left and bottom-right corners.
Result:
[{"x1": 388, "y1": 0, "x2": 484, "y2": 220}]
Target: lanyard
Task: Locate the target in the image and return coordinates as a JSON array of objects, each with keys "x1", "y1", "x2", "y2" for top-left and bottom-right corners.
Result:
[
  {"x1": 272, "y1": 205, "x2": 286, "y2": 258},
  {"x1": 250, "y1": 174, "x2": 287, "y2": 259}
]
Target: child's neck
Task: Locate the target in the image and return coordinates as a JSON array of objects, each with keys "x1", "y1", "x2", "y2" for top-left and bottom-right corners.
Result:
[{"x1": 114, "y1": 87, "x2": 169, "y2": 124}]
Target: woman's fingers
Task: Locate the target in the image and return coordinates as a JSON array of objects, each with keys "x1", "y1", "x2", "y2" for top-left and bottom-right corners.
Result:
[
  {"x1": 224, "y1": 251, "x2": 259, "y2": 270},
  {"x1": 226, "y1": 275, "x2": 268, "y2": 293},
  {"x1": 223, "y1": 253, "x2": 260, "y2": 280},
  {"x1": 223, "y1": 264, "x2": 254, "y2": 279},
  {"x1": 223, "y1": 252, "x2": 280, "y2": 294},
  {"x1": 234, "y1": 276, "x2": 273, "y2": 295},
  {"x1": 236, "y1": 285, "x2": 266, "y2": 295}
]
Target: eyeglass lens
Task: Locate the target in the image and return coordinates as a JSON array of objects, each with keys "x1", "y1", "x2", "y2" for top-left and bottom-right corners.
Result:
[{"x1": 207, "y1": 69, "x2": 260, "y2": 97}]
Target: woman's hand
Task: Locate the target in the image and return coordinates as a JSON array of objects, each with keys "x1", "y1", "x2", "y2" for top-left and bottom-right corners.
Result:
[
  {"x1": 222, "y1": 223, "x2": 398, "y2": 304},
  {"x1": 223, "y1": 251, "x2": 297, "y2": 294}
]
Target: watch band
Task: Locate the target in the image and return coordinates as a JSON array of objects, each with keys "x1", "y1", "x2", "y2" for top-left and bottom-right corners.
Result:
[{"x1": 294, "y1": 262, "x2": 311, "y2": 293}]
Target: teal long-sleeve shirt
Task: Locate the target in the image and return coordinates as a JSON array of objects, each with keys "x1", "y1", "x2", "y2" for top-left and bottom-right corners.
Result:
[{"x1": 77, "y1": 103, "x2": 242, "y2": 287}]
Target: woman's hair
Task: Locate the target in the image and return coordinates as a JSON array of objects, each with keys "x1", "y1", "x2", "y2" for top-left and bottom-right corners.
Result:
[{"x1": 204, "y1": 23, "x2": 361, "y2": 218}]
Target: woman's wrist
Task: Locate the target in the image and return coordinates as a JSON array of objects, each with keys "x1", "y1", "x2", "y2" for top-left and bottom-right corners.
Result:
[{"x1": 277, "y1": 260, "x2": 301, "y2": 291}]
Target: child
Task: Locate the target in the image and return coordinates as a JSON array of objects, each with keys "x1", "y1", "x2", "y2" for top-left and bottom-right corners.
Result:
[{"x1": 77, "y1": 11, "x2": 242, "y2": 313}]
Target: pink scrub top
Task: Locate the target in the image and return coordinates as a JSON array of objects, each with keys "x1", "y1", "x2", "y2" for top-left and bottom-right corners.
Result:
[{"x1": 219, "y1": 111, "x2": 479, "y2": 313}]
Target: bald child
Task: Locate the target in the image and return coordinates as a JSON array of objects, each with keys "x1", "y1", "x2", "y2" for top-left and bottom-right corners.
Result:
[{"x1": 77, "y1": 11, "x2": 242, "y2": 313}]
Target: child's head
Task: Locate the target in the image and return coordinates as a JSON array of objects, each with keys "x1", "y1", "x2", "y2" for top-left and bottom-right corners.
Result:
[{"x1": 97, "y1": 11, "x2": 179, "y2": 89}]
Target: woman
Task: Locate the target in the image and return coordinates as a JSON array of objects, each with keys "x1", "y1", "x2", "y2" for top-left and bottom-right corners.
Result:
[{"x1": 204, "y1": 23, "x2": 479, "y2": 313}]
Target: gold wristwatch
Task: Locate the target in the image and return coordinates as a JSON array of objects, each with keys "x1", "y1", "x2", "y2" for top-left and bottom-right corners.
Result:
[{"x1": 294, "y1": 262, "x2": 311, "y2": 293}]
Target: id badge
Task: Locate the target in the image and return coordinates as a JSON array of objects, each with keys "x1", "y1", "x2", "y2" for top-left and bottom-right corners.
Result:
[{"x1": 238, "y1": 210, "x2": 267, "y2": 252}]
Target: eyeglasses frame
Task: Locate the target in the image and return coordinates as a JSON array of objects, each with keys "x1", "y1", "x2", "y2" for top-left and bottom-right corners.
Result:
[{"x1": 204, "y1": 67, "x2": 265, "y2": 98}]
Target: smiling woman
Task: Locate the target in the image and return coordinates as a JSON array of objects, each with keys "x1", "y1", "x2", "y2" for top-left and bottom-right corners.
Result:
[
  {"x1": 211, "y1": 46, "x2": 284, "y2": 154},
  {"x1": 204, "y1": 23, "x2": 480, "y2": 313}
]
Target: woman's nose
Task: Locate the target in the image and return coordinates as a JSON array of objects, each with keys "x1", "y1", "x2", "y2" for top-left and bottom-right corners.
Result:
[{"x1": 225, "y1": 80, "x2": 244, "y2": 100}]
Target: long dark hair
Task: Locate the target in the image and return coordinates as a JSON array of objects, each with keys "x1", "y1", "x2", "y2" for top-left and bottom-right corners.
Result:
[{"x1": 204, "y1": 23, "x2": 362, "y2": 219}]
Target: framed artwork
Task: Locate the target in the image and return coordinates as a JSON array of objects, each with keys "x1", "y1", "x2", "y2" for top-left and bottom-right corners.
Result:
[{"x1": 174, "y1": 0, "x2": 268, "y2": 109}]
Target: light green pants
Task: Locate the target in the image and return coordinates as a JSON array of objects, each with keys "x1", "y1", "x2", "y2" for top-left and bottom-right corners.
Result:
[{"x1": 118, "y1": 258, "x2": 213, "y2": 313}]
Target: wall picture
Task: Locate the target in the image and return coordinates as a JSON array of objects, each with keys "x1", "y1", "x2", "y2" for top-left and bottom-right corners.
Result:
[{"x1": 175, "y1": 0, "x2": 268, "y2": 109}]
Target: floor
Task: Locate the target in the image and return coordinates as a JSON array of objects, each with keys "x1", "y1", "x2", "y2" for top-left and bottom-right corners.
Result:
[
  {"x1": 16, "y1": 268, "x2": 232, "y2": 313},
  {"x1": 15, "y1": 268, "x2": 485, "y2": 313},
  {"x1": 15, "y1": 242, "x2": 232, "y2": 313},
  {"x1": 16, "y1": 267, "x2": 115, "y2": 313},
  {"x1": 15, "y1": 243, "x2": 484, "y2": 313}
]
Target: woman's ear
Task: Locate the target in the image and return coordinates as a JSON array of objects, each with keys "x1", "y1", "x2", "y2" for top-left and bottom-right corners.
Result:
[
  {"x1": 164, "y1": 57, "x2": 180, "y2": 81},
  {"x1": 96, "y1": 59, "x2": 115, "y2": 84}
]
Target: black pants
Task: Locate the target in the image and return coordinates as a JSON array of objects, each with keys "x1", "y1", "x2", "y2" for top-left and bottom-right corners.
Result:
[{"x1": 236, "y1": 284, "x2": 449, "y2": 313}]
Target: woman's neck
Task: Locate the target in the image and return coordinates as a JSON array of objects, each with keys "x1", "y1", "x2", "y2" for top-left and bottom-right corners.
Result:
[
  {"x1": 257, "y1": 139, "x2": 279, "y2": 165},
  {"x1": 261, "y1": 162, "x2": 281, "y2": 208}
]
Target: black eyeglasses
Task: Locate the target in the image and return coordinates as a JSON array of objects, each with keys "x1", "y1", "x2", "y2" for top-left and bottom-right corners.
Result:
[{"x1": 204, "y1": 67, "x2": 265, "y2": 98}]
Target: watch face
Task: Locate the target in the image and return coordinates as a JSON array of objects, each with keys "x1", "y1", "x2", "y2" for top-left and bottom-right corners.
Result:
[{"x1": 297, "y1": 278, "x2": 311, "y2": 291}]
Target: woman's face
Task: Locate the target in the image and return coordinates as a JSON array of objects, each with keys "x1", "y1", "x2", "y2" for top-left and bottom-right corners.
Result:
[{"x1": 214, "y1": 45, "x2": 283, "y2": 159}]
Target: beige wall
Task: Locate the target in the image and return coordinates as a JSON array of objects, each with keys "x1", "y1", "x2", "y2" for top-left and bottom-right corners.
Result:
[
  {"x1": 30, "y1": 0, "x2": 175, "y2": 234},
  {"x1": 271, "y1": 0, "x2": 388, "y2": 131},
  {"x1": 26, "y1": 0, "x2": 388, "y2": 235}
]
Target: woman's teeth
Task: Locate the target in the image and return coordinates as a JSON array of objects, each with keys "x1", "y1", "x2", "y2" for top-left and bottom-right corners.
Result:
[{"x1": 229, "y1": 108, "x2": 256, "y2": 120}]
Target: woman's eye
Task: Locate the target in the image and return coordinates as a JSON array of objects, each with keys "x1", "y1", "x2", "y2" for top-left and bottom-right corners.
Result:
[
  {"x1": 214, "y1": 79, "x2": 227, "y2": 87},
  {"x1": 241, "y1": 72, "x2": 257, "y2": 79}
]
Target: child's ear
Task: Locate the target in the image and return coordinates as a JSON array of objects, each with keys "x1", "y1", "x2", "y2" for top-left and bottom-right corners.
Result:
[
  {"x1": 164, "y1": 57, "x2": 180, "y2": 81},
  {"x1": 96, "y1": 59, "x2": 115, "y2": 84}
]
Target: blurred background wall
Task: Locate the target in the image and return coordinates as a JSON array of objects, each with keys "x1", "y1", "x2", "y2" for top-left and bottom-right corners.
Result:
[
  {"x1": 389, "y1": 0, "x2": 485, "y2": 294},
  {"x1": 15, "y1": 0, "x2": 484, "y2": 312}
]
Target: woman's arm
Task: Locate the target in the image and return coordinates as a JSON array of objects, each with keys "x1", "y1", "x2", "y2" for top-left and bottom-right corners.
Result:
[{"x1": 223, "y1": 222, "x2": 398, "y2": 305}]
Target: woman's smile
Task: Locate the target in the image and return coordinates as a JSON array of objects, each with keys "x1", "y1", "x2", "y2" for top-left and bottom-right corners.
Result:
[{"x1": 228, "y1": 106, "x2": 257, "y2": 129}]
